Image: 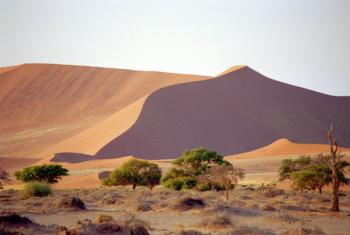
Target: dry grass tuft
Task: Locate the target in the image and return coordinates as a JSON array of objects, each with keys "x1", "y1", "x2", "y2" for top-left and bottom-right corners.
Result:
[
  {"x1": 200, "y1": 213, "x2": 233, "y2": 229},
  {"x1": 96, "y1": 214, "x2": 114, "y2": 224}
]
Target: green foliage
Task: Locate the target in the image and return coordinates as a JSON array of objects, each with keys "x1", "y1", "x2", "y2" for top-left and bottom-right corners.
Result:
[
  {"x1": 103, "y1": 159, "x2": 161, "y2": 189},
  {"x1": 172, "y1": 148, "x2": 225, "y2": 176},
  {"x1": 279, "y1": 156, "x2": 312, "y2": 181},
  {"x1": 279, "y1": 155, "x2": 349, "y2": 194},
  {"x1": 161, "y1": 168, "x2": 186, "y2": 184},
  {"x1": 23, "y1": 182, "x2": 52, "y2": 197},
  {"x1": 161, "y1": 148, "x2": 234, "y2": 191},
  {"x1": 15, "y1": 164, "x2": 69, "y2": 184},
  {"x1": 195, "y1": 182, "x2": 212, "y2": 191},
  {"x1": 163, "y1": 178, "x2": 185, "y2": 191},
  {"x1": 163, "y1": 176, "x2": 197, "y2": 190},
  {"x1": 291, "y1": 164, "x2": 332, "y2": 193}
]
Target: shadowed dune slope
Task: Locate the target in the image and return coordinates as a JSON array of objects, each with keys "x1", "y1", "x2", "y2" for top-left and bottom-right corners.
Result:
[
  {"x1": 0, "y1": 64, "x2": 209, "y2": 157},
  {"x1": 94, "y1": 66, "x2": 350, "y2": 160}
]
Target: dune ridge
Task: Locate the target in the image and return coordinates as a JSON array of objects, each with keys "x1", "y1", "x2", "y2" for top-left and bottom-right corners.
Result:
[
  {"x1": 39, "y1": 96, "x2": 148, "y2": 161},
  {"x1": 91, "y1": 66, "x2": 350, "y2": 160},
  {"x1": 0, "y1": 63, "x2": 209, "y2": 158}
]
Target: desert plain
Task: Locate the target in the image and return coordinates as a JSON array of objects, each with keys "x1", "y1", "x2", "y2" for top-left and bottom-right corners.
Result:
[{"x1": 1, "y1": 64, "x2": 350, "y2": 234}]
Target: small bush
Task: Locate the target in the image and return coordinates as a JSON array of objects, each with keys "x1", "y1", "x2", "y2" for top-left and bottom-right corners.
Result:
[
  {"x1": 196, "y1": 183, "x2": 211, "y2": 191},
  {"x1": 163, "y1": 178, "x2": 184, "y2": 190},
  {"x1": 23, "y1": 182, "x2": 52, "y2": 198},
  {"x1": 174, "y1": 197, "x2": 205, "y2": 211},
  {"x1": 204, "y1": 214, "x2": 233, "y2": 228},
  {"x1": 163, "y1": 177, "x2": 197, "y2": 190},
  {"x1": 136, "y1": 203, "x2": 152, "y2": 212},
  {"x1": 96, "y1": 214, "x2": 114, "y2": 224},
  {"x1": 58, "y1": 196, "x2": 86, "y2": 210}
]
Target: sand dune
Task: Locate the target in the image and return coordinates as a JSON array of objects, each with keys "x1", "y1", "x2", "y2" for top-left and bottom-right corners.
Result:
[
  {"x1": 93, "y1": 66, "x2": 350, "y2": 160},
  {"x1": 39, "y1": 96, "x2": 148, "y2": 161},
  {"x1": 226, "y1": 138, "x2": 350, "y2": 160},
  {"x1": 217, "y1": 65, "x2": 246, "y2": 76},
  {"x1": 0, "y1": 64, "x2": 209, "y2": 158},
  {"x1": 0, "y1": 157, "x2": 40, "y2": 172},
  {"x1": 0, "y1": 65, "x2": 21, "y2": 74}
]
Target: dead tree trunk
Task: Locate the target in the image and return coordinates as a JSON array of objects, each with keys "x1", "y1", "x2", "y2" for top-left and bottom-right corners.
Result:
[{"x1": 328, "y1": 124, "x2": 340, "y2": 212}]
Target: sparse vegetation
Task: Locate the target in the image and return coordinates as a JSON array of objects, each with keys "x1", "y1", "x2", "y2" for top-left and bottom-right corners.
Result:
[
  {"x1": 57, "y1": 196, "x2": 86, "y2": 210},
  {"x1": 326, "y1": 124, "x2": 349, "y2": 212},
  {"x1": 15, "y1": 164, "x2": 69, "y2": 183},
  {"x1": 279, "y1": 125, "x2": 350, "y2": 212},
  {"x1": 96, "y1": 214, "x2": 113, "y2": 223},
  {"x1": 23, "y1": 182, "x2": 52, "y2": 198},
  {"x1": 198, "y1": 163, "x2": 244, "y2": 200},
  {"x1": 279, "y1": 155, "x2": 348, "y2": 194},
  {"x1": 103, "y1": 159, "x2": 161, "y2": 190},
  {"x1": 161, "y1": 148, "x2": 231, "y2": 191},
  {"x1": 202, "y1": 213, "x2": 233, "y2": 228}
]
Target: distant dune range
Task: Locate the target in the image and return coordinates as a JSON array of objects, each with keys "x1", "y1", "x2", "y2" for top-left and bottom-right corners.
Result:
[
  {"x1": 90, "y1": 66, "x2": 350, "y2": 160},
  {"x1": 0, "y1": 64, "x2": 209, "y2": 158},
  {"x1": 1, "y1": 64, "x2": 350, "y2": 168}
]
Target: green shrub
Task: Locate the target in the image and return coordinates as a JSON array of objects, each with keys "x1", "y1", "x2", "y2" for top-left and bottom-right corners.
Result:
[
  {"x1": 15, "y1": 164, "x2": 69, "y2": 183},
  {"x1": 163, "y1": 177, "x2": 197, "y2": 190},
  {"x1": 23, "y1": 182, "x2": 52, "y2": 197},
  {"x1": 182, "y1": 177, "x2": 198, "y2": 189},
  {"x1": 163, "y1": 178, "x2": 184, "y2": 190},
  {"x1": 196, "y1": 183, "x2": 211, "y2": 191}
]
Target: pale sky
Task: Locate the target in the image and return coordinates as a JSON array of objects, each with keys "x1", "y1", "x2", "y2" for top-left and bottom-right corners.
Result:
[{"x1": 1, "y1": 0, "x2": 349, "y2": 95}]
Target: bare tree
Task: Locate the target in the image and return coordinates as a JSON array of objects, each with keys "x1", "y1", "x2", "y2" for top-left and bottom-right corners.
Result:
[
  {"x1": 327, "y1": 124, "x2": 346, "y2": 212},
  {"x1": 199, "y1": 163, "x2": 244, "y2": 201},
  {"x1": 0, "y1": 168, "x2": 10, "y2": 190}
]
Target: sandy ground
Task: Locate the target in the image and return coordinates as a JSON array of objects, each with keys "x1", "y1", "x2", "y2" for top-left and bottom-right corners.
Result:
[{"x1": 1, "y1": 186, "x2": 350, "y2": 234}]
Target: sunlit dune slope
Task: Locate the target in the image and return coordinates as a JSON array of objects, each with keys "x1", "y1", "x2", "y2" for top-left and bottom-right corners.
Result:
[
  {"x1": 39, "y1": 96, "x2": 148, "y2": 161},
  {"x1": 0, "y1": 64, "x2": 209, "y2": 157},
  {"x1": 0, "y1": 65, "x2": 21, "y2": 74},
  {"x1": 226, "y1": 138, "x2": 350, "y2": 160},
  {"x1": 94, "y1": 66, "x2": 350, "y2": 160}
]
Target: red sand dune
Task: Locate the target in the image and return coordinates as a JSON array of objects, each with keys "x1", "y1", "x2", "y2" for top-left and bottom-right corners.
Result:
[
  {"x1": 0, "y1": 64, "x2": 209, "y2": 158},
  {"x1": 226, "y1": 138, "x2": 350, "y2": 160},
  {"x1": 0, "y1": 65, "x2": 20, "y2": 74},
  {"x1": 85, "y1": 66, "x2": 350, "y2": 161}
]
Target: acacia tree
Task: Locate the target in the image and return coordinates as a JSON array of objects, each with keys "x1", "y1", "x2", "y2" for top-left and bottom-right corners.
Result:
[
  {"x1": 0, "y1": 168, "x2": 10, "y2": 190},
  {"x1": 278, "y1": 156, "x2": 312, "y2": 181},
  {"x1": 103, "y1": 159, "x2": 162, "y2": 190},
  {"x1": 279, "y1": 154, "x2": 348, "y2": 194},
  {"x1": 290, "y1": 164, "x2": 332, "y2": 194},
  {"x1": 198, "y1": 162, "x2": 244, "y2": 200},
  {"x1": 15, "y1": 164, "x2": 69, "y2": 184},
  {"x1": 161, "y1": 148, "x2": 227, "y2": 190},
  {"x1": 172, "y1": 148, "x2": 226, "y2": 176}
]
